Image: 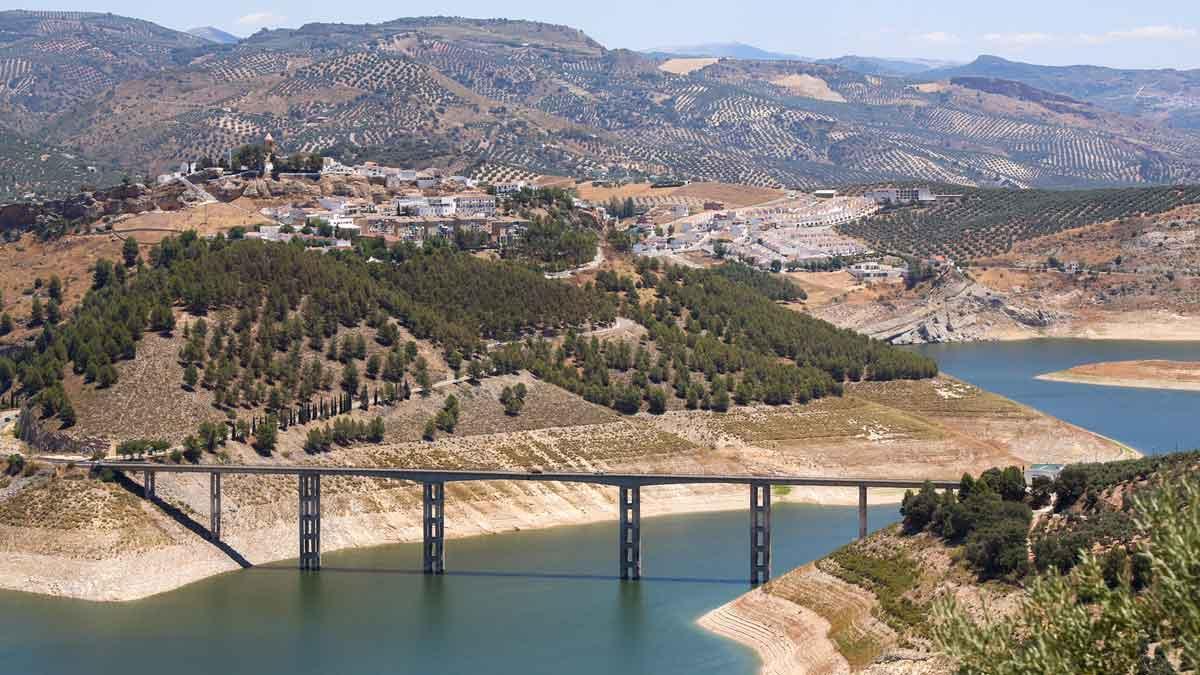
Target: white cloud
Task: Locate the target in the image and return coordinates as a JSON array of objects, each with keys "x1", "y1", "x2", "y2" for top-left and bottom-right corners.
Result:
[
  {"x1": 914, "y1": 31, "x2": 961, "y2": 45},
  {"x1": 982, "y1": 32, "x2": 1054, "y2": 48},
  {"x1": 236, "y1": 11, "x2": 287, "y2": 28},
  {"x1": 1078, "y1": 25, "x2": 1197, "y2": 45}
]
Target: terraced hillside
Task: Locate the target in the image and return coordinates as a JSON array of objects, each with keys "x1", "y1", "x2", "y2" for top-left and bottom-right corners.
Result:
[
  {"x1": 839, "y1": 184, "x2": 1200, "y2": 259},
  {"x1": 2, "y1": 13, "x2": 1200, "y2": 191},
  {"x1": 0, "y1": 127, "x2": 123, "y2": 201},
  {"x1": 0, "y1": 10, "x2": 205, "y2": 133}
]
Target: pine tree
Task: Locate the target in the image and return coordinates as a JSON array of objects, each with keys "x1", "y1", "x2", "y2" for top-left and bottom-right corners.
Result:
[
  {"x1": 368, "y1": 417, "x2": 385, "y2": 442},
  {"x1": 254, "y1": 414, "x2": 278, "y2": 454},
  {"x1": 342, "y1": 362, "x2": 359, "y2": 394},
  {"x1": 183, "y1": 363, "x2": 198, "y2": 390},
  {"x1": 29, "y1": 296, "x2": 43, "y2": 326},
  {"x1": 122, "y1": 237, "x2": 140, "y2": 267}
]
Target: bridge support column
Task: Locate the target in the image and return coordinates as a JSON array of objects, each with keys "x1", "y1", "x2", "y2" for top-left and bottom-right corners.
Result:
[
  {"x1": 858, "y1": 485, "x2": 868, "y2": 540},
  {"x1": 750, "y1": 482, "x2": 771, "y2": 585},
  {"x1": 619, "y1": 484, "x2": 641, "y2": 580},
  {"x1": 143, "y1": 470, "x2": 156, "y2": 499},
  {"x1": 210, "y1": 472, "x2": 222, "y2": 542},
  {"x1": 423, "y1": 481, "x2": 445, "y2": 575},
  {"x1": 298, "y1": 472, "x2": 321, "y2": 571}
]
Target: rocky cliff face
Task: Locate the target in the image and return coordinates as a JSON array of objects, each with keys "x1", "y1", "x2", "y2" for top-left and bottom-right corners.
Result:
[{"x1": 814, "y1": 270, "x2": 1059, "y2": 345}]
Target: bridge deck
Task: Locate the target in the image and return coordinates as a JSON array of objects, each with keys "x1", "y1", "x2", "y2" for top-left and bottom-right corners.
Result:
[{"x1": 75, "y1": 461, "x2": 960, "y2": 489}]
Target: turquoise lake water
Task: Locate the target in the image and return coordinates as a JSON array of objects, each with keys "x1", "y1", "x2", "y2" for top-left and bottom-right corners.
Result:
[{"x1": 2, "y1": 339, "x2": 1196, "y2": 674}]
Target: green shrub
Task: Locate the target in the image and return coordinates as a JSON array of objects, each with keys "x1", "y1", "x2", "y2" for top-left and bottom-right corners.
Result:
[{"x1": 900, "y1": 482, "x2": 939, "y2": 533}]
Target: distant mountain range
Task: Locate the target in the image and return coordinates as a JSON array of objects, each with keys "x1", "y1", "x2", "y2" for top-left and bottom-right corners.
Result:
[
  {"x1": 817, "y1": 55, "x2": 961, "y2": 77},
  {"x1": 186, "y1": 26, "x2": 240, "y2": 44},
  {"x1": 646, "y1": 42, "x2": 806, "y2": 61},
  {"x1": 1, "y1": 10, "x2": 1199, "y2": 200},
  {"x1": 646, "y1": 44, "x2": 961, "y2": 77},
  {"x1": 925, "y1": 55, "x2": 1200, "y2": 129}
]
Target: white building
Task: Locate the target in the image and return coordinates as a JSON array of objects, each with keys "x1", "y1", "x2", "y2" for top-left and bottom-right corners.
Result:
[
  {"x1": 492, "y1": 180, "x2": 527, "y2": 195},
  {"x1": 849, "y1": 261, "x2": 905, "y2": 280},
  {"x1": 393, "y1": 197, "x2": 429, "y2": 216},
  {"x1": 865, "y1": 187, "x2": 936, "y2": 206},
  {"x1": 255, "y1": 225, "x2": 294, "y2": 243},
  {"x1": 427, "y1": 196, "x2": 457, "y2": 217},
  {"x1": 320, "y1": 158, "x2": 355, "y2": 176},
  {"x1": 328, "y1": 214, "x2": 357, "y2": 232},
  {"x1": 353, "y1": 163, "x2": 388, "y2": 179},
  {"x1": 455, "y1": 193, "x2": 497, "y2": 217}
]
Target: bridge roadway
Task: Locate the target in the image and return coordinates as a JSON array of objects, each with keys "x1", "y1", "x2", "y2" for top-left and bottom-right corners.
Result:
[{"x1": 81, "y1": 461, "x2": 960, "y2": 585}]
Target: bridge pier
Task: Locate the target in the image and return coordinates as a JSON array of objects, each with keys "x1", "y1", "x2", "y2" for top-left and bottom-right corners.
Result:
[
  {"x1": 618, "y1": 484, "x2": 641, "y2": 580},
  {"x1": 750, "y1": 482, "x2": 771, "y2": 585},
  {"x1": 210, "y1": 472, "x2": 222, "y2": 541},
  {"x1": 298, "y1": 472, "x2": 321, "y2": 571},
  {"x1": 858, "y1": 485, "x2": 868, "y2": 540},
  {"x1": 422, "y1": 481, "x2": 445, "y2": 574},
  {"x1": 143, "y1": 470, "x2": 156, "y2": 499}
]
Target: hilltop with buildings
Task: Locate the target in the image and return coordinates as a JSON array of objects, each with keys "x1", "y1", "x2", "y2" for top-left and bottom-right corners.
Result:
[{"x1": 3, "y1": 11, "x2": 1200, "y2": 203}]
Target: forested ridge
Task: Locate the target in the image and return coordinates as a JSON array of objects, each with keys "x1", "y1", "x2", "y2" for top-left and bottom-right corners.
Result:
[
  {"x1": 2, "y1": 232, "x2": 612, "y2": 429},
  {"x1": 1, "y1": 232, "x2": 936, "y2": 429}
]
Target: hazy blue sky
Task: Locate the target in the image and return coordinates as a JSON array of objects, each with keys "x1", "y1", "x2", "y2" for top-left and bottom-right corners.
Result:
[{"x1": 19, "y1": 0, "x2": 1200, "y2": 69}]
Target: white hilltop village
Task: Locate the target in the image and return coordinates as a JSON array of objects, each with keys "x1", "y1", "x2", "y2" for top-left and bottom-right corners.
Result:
[{"x1": 632, "y1": 185, "x2": 955, "y2": 277}]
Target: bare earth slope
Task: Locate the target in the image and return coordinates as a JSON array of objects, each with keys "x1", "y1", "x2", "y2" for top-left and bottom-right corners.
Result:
[
  {"x1": 1036, "y1": 360, "x2": 1200, "y2": 392},
  {"x1": 807, "y1": 205, "x2": 1200, "y2": 344}
]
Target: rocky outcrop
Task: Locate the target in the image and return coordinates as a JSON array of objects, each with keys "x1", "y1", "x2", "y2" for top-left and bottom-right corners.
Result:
[
  {"x1": 821, "y1": 270, "x2": 1060, "y2": 345},
  {"x1": 238, "y1": 177, "x2": 320, "y2": 199},
  {"x1": 0, "y1": 182, "x2": 188, "y2": 234}
]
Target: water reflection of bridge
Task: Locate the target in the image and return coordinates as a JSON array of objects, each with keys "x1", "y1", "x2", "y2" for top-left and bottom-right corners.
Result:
[{"x1": 83, "y1": 462, "x2": 959, "y2": 585}]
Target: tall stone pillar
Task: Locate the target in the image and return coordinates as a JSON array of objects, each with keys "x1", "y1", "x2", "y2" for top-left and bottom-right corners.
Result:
[
  {"x1": 423, "y1": 481, "x2": 446, "y2": 574},
  {"x1": 619, "y1": 484, "x2": 641, "y2": 580},
  {"x1": 750, "y1": 482, "x2": 772, "y2": 585},
  {"x1": 858, "y1": 485, "x2": 869, "y2": 540},
  {"x1": 299, "y1": 472, "x2": 321, "y2": 571},
  {"x1": 210, "y1": 472, "x2": 222, "y2": 541}
]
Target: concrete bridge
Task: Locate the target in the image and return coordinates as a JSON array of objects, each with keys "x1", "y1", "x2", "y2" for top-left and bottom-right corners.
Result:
[{"x1": 82, "y1": 462, "x2": 959, "y2": 585}]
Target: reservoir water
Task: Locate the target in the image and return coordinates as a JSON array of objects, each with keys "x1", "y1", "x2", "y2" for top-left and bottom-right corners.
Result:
[
  {"x1": 915, "y1": 339, "x2": 1200, "y2": 455},
  {"x1": 0, "y1": 503, "x2": 896, "y2": 675},
  {"x1": 2, "y1": 339, "x2": 1197, "y2": 674}
]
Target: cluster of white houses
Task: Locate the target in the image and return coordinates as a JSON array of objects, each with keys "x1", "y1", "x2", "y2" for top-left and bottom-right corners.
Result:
[
  {"x1": 256, "y1": 190, "x2": 529, "y2": 249},
  {"x1": 633, "y1": 193, "x2": 875, "y2": 265},
  {"x1": 318, "y1": 158, "x2": 529, "y2": 195}
]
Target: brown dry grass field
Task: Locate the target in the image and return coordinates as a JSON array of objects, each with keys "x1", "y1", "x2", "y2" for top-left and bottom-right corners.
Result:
[
  {"x1": 0, "y1": 233, "x2": 124, "y2": 337},
  {"x1": 574, "y1": 181, "x2": 781, "y2": 208},
  {"x1": 111, "y1": 200, "x2": 272, "y2": 241},
  {"x1": 769, "y1": 74, "x2": 846, "y2": 103},
  {"x1": 657, "y1": 58, "x2": 719, "y2": 75}
]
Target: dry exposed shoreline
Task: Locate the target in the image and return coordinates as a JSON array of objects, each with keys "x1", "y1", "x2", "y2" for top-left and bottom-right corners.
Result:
[
  {"x1": 1036, "y1": 359, "x2": 1200, "y2": 392},
  {"x1": 0, "y1": 375, "x2": 1135, "y2": 604},
  {"x1": 0, "y1": 482, "x2": 897, "y2": 603}
]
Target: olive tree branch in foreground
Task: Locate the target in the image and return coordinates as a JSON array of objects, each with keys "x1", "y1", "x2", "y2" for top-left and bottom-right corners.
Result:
[{"x1": 931, "y1": 478, "x2": 1199, "y2": 674}]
